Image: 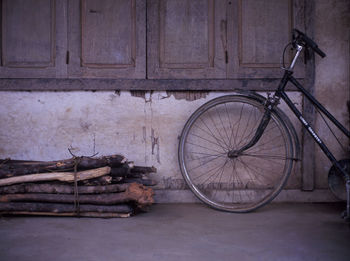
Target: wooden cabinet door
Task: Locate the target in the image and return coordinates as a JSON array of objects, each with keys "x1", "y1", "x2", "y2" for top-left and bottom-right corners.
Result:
[
  {"x1": 0, "y1": 0, "x2": 67, "y2": 78},
  {"x1": 147, "y1": 0, "x2": 226, "y2": 79},
  {"x1": 68, "y1": 0, "x2": 146, "y2": 79},
  {"x1": 227, "y1": 0, "x2": 305, "y2": 79}
]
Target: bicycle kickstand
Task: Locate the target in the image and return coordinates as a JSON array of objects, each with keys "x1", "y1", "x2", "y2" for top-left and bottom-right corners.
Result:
[{"x1": 342, "y1": 180, "x2": 350, "y2": 222}]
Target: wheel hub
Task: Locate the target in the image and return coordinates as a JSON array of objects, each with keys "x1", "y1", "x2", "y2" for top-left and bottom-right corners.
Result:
[{"x1": 227, "y1": 150, "x2": 241, "y2": 158}]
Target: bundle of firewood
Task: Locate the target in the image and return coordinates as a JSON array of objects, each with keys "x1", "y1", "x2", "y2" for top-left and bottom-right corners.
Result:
[{"x1": 0, "y1": 154, "x2": 156, "y2": 218}]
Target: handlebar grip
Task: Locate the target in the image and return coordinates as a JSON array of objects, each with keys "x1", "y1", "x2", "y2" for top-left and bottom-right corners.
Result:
[
  {"x1": 313, "y1": 46, "x2": 326, "y2": 58},
  {"x1": 293, "y1": 29, "x2": 326, "y2": 58}
]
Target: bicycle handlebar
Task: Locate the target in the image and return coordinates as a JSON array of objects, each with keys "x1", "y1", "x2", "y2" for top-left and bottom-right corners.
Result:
[{"x1": 293, "y1": 29, "x2": 326, "y2": 58}]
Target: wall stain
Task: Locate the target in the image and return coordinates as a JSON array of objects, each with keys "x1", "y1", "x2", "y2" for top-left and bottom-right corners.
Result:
[
  {"x1": 142, "y1": 126, "x2": 148, "y2": 163},
  {"x1": 151, "y1": 128, "x2": 160, "y2": 164},
  {"x1": 162, "y1": 177, "x2": 188, "y2": 190},
  {"x1": 79, "y1": 120, "x2": 92, "y2": 131}
]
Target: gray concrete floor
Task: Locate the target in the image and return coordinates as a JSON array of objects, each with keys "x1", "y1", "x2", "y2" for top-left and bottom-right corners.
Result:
[{"x1": 0, "y1": 203, "x2": 349, "y2": 261}]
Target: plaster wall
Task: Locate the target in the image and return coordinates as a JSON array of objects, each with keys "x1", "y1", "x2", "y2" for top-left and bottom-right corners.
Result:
[
  {"x1": 0, "y1": 90, "x2": 302, "y2": 199},
  {"x1": 0, "y1": 0, "x2": 348, "y2": 202},
  {"x1": 314, "y1": 0, "x2": 350, "y2": 188}
]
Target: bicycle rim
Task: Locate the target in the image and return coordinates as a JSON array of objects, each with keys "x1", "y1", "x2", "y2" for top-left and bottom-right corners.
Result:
[{"x1": 178, "y1": 95, "x2": 294, "y2": 212}]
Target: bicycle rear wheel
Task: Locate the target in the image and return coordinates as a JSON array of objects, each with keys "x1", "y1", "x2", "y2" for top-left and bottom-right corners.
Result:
[{"x1": 178, "y1": 95, "x2": 294, "y2": 212}]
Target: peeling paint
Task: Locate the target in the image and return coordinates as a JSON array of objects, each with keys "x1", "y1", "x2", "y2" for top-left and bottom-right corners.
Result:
[
  {"x1": 130, "y1": 90, "x2": 153, "y2": 103},
  {"x1": 166, "y1": 91, "x2": 209, "y2": 101},
  {"x1": 130, "y1": 90, "x2": 146, "y2": 99}
]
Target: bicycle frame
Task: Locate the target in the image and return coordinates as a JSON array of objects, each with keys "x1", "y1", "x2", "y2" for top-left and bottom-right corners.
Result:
[
  {"x1": 274, "y1": 70, "x2": 350, "y2": 181},
  {"x1": 273, "y1": 69, "x2": 350, "y2": 220}
]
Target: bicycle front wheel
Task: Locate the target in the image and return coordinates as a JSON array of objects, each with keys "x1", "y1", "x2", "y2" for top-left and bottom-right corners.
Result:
[{"x1": 178, "y1": 95, "x2": 294, "y2": 212}]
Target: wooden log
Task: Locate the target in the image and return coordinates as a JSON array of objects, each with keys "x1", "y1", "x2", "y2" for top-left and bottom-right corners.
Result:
[
  {"x1": 0, "y1": 154, "x2": 126, "y2": 178},
  {"x1": 110, "y1": 166, "x2": 130, "y2": 177},
  {"x1": 120, "y1": 178, "x2": 158, "y2": 186},
  {"x1": 0, "y1": 202, "x2": 133, "y2": 213},
  {"x1": 0, "y1": 183, "x2": 131, "y2": 194},
  {"x1": 79, "y1": 175, "x2": 113, "y2": 186},
  {"x1": 0, "y1": 167, "x2": 111, "y2": 186},
  {"x1": 130, "y1": 166, "x2": 157, "y2": 174},
  {"x1": 86, "y1": 164, "x2": 155, "y2": 178},
  {"x1": 0, "y1": 183, "x2": 154, "y2": 206},
  {"x1": 0, "y1": 211, "x2": 131, "y2": 218}
]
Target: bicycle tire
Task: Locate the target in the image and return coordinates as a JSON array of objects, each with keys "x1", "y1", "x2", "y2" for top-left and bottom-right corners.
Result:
[{"x1": 178, "y1": 94, "x2": 294, "y2": 212}]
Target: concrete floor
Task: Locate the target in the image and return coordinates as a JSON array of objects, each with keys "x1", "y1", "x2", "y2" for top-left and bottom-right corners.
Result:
[{"x1": 0, "y1": 203, "x2": 349, "y2": 261}]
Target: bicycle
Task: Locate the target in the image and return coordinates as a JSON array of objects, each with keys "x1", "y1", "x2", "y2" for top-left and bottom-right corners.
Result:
[{"x1": 178, "y1": 29, "x2": 350, "y2": 219}]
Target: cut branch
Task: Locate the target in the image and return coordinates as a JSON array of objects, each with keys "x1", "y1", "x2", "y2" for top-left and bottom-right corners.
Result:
[
  {"x1": 0, "y1": 154, "x2": 126, "y2": 178},
  {"x1": 0, "y1": 202, "x2": 133, "y2": 213},
  {"x1": 0, "y1": 183, "x2": 131, "y2": 194},
  {"x1": 0, "y1": 183, "x2": 154, "y2": 206},
  {"x1": 0, "y1": 167, "x2": 111, "y2": 186},
  {"x1": 121, "y1": 178, "x2": 158, "y2": 186},
  {"x1": 131, "y1": 166, "x2": 157, "y2": 174},
  {"x1": 0, "y1": 211, "x2": 131, "y2": 218}
]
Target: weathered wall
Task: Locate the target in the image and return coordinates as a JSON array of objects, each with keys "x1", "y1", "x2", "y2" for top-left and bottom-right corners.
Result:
[
  {"x1": 314, "y1": 0, "x2": 350, "y2": 188},
  {"x1": 0, "y1": 90, "x2": 302, "y2": 202},
  {"x1": 0, "y1": 0, "x2": 348, "y2": 203}
]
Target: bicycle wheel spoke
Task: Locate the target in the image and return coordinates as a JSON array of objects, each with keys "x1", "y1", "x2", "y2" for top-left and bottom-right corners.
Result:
[
  {"x1": 185, "y1": 152, "x2": 226, "y2": 163},
  {"x1": 232, "y1": 102, "x2": 245, "y2": 148},
  {"x1": 186, "y1": 141, "x2": 225, "y2": 155},
  {"x1": 192, "y1": 158, "x2": 227, "y2": 183},
  {"x1": 198, "y1": 118, "x2": 229, "y2": 151},
  {"x1": 236, "y1": 108, "x2": 261, "y2": 148},
  {"x1": 237, "y1": 158, "x2": 275, "y2": 186},
  {"x1": 187, "y1": 153, "x2": 226, "y2": 172},
  {"x1": 212, "y1": 159, "x2": 229, "y2": 199},
  {"x1": 215, "y1": 105, "x2": 232, "y2": 149},
  {"x1": 224, "y1": 103, "x2": 236, "y2": 148},
  {"x1": 237, "y1": 156, "x2": 284, "y2": 183},
  {"x1": 207, "y1": 110, "x2": 230, "y2": 150},
  {"x1": 192, "y1": 123, "x2": 228, "y2": 150},
  {"x1": 188, "y1": 132, "x2": 227, "y2": 150},
  {"x1": 194, "y1": 159, "x2": 228, "y2": 187},
  {"x1": 235, "y1": 105, "x2": 256, "y2": 148}
]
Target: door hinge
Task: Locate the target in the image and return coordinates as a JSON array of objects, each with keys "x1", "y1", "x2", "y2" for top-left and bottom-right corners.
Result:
[{"x1": 66, "y1": 51, "x2": 70, "y2": 64}]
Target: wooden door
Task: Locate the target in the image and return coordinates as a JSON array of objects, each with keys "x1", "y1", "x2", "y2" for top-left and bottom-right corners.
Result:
[
  {"x1": 68, "y1": 0, "x2": 146, "y2": 79},
  {"x1": 0, "y1": 0, "x2": 67, "y2": 78},
  {"x1": 227, "y1": 0, "x2": 305, "y2": 79},
  {"x1": 147, "y1": 0, "x2": 226, "y2": 79}
]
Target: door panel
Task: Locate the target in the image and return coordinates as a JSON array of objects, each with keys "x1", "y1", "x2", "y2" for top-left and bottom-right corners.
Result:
[
  {"x1": 68, "y1": 0, "x2": 145, "y2": 78},
  {"x1": 0, "y1": 0, "x2": 66, "y2": 78},
  {"x1": 147, "y1": 0, "x2": 226, "y2": 79},
  {"x1": 227, "y1": 0, "x2": 304, "y2": 78}
]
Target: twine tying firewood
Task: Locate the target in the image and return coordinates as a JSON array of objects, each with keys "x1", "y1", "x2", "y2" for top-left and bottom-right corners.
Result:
[{"x1": 73, "y1": 156, "x2": 80, "y2": 216}]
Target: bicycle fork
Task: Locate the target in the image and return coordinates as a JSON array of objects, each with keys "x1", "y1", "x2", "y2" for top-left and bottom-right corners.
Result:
[{"x1": 227, "y1": 94, "x2": 276, "y2": 158}]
